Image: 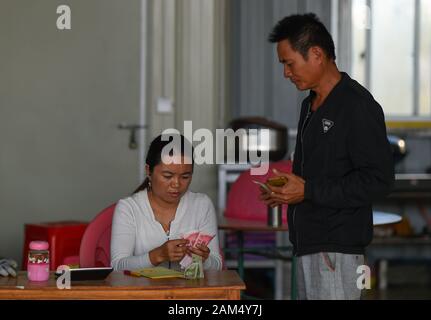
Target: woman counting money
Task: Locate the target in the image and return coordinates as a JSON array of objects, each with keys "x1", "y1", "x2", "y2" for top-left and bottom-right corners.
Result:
[{"x1": 110, "y1": 134, "x2": 222, "y2": 271}]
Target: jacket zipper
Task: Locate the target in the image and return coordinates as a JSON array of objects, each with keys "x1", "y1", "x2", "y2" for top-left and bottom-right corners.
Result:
[{"x1": 294, "y1": 102, "x2": 314, "y2": 256}]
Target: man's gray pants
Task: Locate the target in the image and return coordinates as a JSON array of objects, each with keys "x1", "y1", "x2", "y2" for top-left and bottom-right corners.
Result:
[{"x1": 296, "y1": 252, "x2": 364, "y2": 300}]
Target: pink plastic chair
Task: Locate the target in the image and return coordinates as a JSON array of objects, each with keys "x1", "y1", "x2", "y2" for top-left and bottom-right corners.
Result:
[
  {"x1": 79, "y1": 203, "x2": 117, "y2": 268},
  {"x1": 225, "y1": 160, "x2": 292, "y2": 223},
  {"x1": 223, "y1": 161, "x2": 292, "y2": 261}
]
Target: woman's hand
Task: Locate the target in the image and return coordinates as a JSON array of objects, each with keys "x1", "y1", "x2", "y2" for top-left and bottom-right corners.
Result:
[
  {"x1": 187, "y1": 244, "x2": 210, "y2": 262},
  {"x1": 149, "y1": 239, "x2": 189, "y2": 265}
]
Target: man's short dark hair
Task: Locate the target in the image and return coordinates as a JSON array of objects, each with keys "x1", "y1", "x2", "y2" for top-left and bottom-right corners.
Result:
[{"x1": 268, "y1": 13, "x2": 336, "y2": 61}]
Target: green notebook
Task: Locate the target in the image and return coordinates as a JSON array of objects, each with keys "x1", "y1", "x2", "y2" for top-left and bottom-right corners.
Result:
[{"x1": 128, "y1": 267, "x2": 184, "y2": 279}]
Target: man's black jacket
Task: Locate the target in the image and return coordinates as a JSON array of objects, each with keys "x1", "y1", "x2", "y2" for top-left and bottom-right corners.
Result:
[{"x1": 288, "y1": 72, "x2": 395, "y2": 256}]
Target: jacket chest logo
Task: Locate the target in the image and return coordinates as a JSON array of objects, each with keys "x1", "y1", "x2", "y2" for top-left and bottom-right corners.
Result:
[{"x1": 322, "y1": 119, "x2": 334, "y2": 134}]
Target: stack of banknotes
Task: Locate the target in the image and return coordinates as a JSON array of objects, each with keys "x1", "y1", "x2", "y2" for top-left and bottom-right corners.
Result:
[{"x1": 180, "y1": 230, "x2": 214, "y2": 279}]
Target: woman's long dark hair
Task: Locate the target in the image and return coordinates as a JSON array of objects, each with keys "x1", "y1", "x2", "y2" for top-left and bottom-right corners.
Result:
[{"x1": 133, "y1": 133, "x2": 194, "y2": 194}]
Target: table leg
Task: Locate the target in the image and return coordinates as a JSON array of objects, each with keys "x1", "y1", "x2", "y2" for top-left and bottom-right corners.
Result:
[
  {"x1": 237, "y1": 231, "x2": 245, "y2": 280},
  {"x1": 378, "y1": 259, "x2": 388, "y2": 290},
  {"x1": 275, "y1": 232, "x2": 284, "y2": 300}
]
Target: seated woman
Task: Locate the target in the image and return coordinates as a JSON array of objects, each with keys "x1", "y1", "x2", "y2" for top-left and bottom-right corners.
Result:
[{"x1": 111, "y1": 134, "x2": 222, "y2": 271}]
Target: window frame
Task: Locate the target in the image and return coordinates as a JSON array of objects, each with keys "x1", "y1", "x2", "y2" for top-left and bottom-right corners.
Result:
[{"x1": 336, "y1": 0, "x2": 431, "y2": 126}]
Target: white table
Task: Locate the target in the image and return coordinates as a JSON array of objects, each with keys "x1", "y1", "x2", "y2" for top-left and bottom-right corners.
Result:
[
  {"x1": 373, "y1": 211, "x2": 402, "y2": 226},
  {"x1": 372, "y1": 211, "x2": 403, "y2": 290}
]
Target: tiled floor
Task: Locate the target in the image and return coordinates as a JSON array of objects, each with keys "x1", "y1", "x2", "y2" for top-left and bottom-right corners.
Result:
[
  {"x1": 365, "y1": 264, "x2": 431, "y2": 299},
  {"x1": 363, "y1": 286, "x2": 431, "y2": 300},
  {"x1": 241, "y1": 264, "x2": 431, "y2": 300}
]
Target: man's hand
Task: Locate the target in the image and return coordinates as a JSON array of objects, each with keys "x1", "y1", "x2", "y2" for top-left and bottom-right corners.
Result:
[
  {"x1": 0, "y1": 258, "x2": 18, "y2": 277},
  {"x1": 187, "y1": 244, "x2": 210, "y2": 262},
  {"x1": 149, "y1": 239, "x2": 189, "y2": 265},
  {"x1": 259, "y1": 169, "x2": 305, "y2": 207}
]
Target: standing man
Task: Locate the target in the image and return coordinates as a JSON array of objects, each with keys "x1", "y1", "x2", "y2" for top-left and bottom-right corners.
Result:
[{"x1": 261, "y1": 13, "x2": 394, "y2": 299}]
